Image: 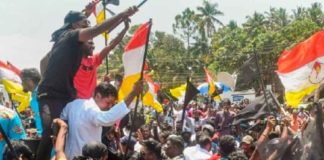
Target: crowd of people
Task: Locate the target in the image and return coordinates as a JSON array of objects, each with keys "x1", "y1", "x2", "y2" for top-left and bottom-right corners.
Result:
[{"x1": 0, "y1": 1, "x2": 323, "y2": 160}]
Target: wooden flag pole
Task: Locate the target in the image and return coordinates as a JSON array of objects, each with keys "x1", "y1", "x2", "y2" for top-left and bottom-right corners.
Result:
[
  {"x1": 252, "y1": 43, "x2": 272, "y2": 114},
  {"x1": 102, "y1": 0, "x2": 109, "y2": 74},
  {"x1": 124, "y1": 19, "x2": 152, "y2": 160}
]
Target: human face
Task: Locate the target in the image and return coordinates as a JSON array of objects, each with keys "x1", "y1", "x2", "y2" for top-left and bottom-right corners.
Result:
[
  {"x1": 82, "y1": 40, "x2": 95, "y2": 56},
  {"x1": 94, "y1": 93, "x2": 117, "y2": 111},
  {"x1": 73, "y1": 18, "x2": 90, "y2": 29},
  {"x1": 142, "y1": 128, "x2": 151, "y2": 139},
  {"x1": 21, "y1": 77, "x2": 35, "y2": 92},
  {"x1": 140, "y1": 146, "x2": 155, "y2": 160},
  {"x1": 164, "y1": 140, "x2": 176, "y2": 158}
]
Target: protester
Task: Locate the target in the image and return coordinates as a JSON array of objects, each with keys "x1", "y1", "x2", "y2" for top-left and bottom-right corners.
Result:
[
  {"x1": 183, "y1": 133, "x2": 212, "y2": 160},
  {"x1": 36, "y1": 6, "x2": 138, "y2": 159},
  {"x1": 210, "y1": 135, "x2": 236, "y2": 160},
  {"x1": 3, "y1": 141, "x2": 33, "y2": 160},
  {"x1": 140, "y1": 139, "x2": 162, "y2": 160},
  {"x1": 0, "y1": 104, "x2": 26, "y2": 160},
  {"x1": 20, "y1": 68, "x2": 42, "y2": 137},
  {"x1": 73, "y1": 19, "x2": 129, "y2": 99},
  {"x1": 214, "y1": 99, "x2": 235, "y2": 136},
  {"x1": 60, "y1": 80, "x2": 143, "y2": 159},
  {"x1": 164, "y1": 135, "x2": 185, "y2": 160}
]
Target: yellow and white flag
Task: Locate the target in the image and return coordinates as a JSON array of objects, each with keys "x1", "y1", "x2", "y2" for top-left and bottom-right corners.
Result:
[
  {"x1": 277, "y1": 31, "x2": 324, "y2": 107},
  {"x1": 143, "y1": 74, "x2": 163, "y2": 113},
  {"x1": 118, "y1": 21, "x2": 151, "y2": 101}
]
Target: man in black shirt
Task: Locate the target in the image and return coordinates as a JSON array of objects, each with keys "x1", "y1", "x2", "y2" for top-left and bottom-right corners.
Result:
[{"x1": 36, "y1": 6, "x2": 138, "y2": 160}]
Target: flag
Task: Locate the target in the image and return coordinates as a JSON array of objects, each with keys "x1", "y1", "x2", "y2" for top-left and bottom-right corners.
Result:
[
  {"x1": 6, "y1": 61, "x2": 21, "y2": 76},
  {"x1": 235, "y1": 56, "x2": 258, "y2": 91},
  {"x1": 169, "y1": 84, "x2": 186, "y2": 100},
  {"x1": 277, "y1": 31, "x2": 324, "y2": 107},
  {"x1": 142, "y1": 74, "x2": 163, "y2": 113},
  {"x1": 183, "y1": 79, "x2": 199, "y2": 108},
  {"x1": 93, "y1": 1, "x2": 110, "y2": 39},
  {"x1": 233, "y1": 91, "x2": 277, "y2": 125},
  {"x1": 204, "y1": 67, "x2": 216, "y2": 96},
  {"x1": 0, "y1": 60, "x2": 21, "y2": 84},
  {"x1": 118, "y1": 21, "x2": 151, "y2": 101},
  {"x1": 2, "y1": 80, "x2": 31, "y2": 112}
]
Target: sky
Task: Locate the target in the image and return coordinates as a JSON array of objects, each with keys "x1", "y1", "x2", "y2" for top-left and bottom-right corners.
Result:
[{"x1": 0, "y1": 0, "x2": 322, "y2": 69}]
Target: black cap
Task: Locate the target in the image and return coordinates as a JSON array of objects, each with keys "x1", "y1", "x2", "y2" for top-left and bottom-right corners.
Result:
[
  {"x1": 51, "y1": 11, "x2": 86, "y2": 42},
  {"x1": 64, "y1": 11, "x2": 87, "y2": 25}
]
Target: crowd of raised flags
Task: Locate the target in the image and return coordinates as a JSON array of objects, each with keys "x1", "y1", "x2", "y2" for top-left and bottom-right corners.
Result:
[{"x1": 0, "y1": 1, "x2": 324, "y2": 160}]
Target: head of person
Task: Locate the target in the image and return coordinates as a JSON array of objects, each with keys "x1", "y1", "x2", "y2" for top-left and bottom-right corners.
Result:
[
  {"x1": 292, "y1": 109, "x2": 298, "y2": 118},
  {"x1": 93, "y1": 82, "x2": 118, "y2": 111},
  {"x1": 202, "y1": 124, "x2": 215, "y2": 137},
  {"x1": 81, "y1": 39, "x2": 95, "y2": 57},
  {"x1": 82, "y1": 141, "x2": 108, "y2": 160},
  {"x1": 221, "y1": 98, "x2": 231, "y2": 112},
  {"x1": 140, "y1": 139, "x2": 162, "y2": 160},
  {"x1": 120, "y1": 136, "x2": 136, "y2": 153},
  {"x1": 240, "y1": 135, "x2": 254, "y2": 157},
  {"x1": 181, "y1": 130, "x2": 192, "y2": 144},
  {"x1": 51, "y1": 11, "x2": 89, "y2": 42},
  {"x1": 20, "y1": 68, "x2": 41, "y2": 92},
  {"x1": 140, "y1": 125, "x2": 151, "y2": 140},
  {"x1": 219, "y1": 135, "x2": 236, "y2": 157},
  {"x1": 198, "y1": 133, "x2": 212, "y2": 151},
  {"x1": 164, "y1": 135, "x2": 184, "y2": 159},
  {"x1": 3, "y1": 141, "x2": 34, "y2": 160},
  {"x1": 228, "y1": 150, "x2": 248, "y2": 160},
  {"x1": 192, "y1": 108, "x2": 200, "y2": 120},
  {"x1": 159, "y1": 131, "x2": 171, "y2": 145}
]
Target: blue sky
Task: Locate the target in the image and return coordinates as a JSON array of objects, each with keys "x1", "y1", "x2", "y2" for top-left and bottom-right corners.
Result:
[{"x1": 0, "y1": 0, "x2": 322, "y2": 69}]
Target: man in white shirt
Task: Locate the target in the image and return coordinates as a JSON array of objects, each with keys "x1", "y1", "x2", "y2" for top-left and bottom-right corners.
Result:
[
  {"x1": 183, "y1": 133, "x2": 212, "y2": 160},
  {"x1": 61, "y1": 81, "x2": 143, "y2": 159}
]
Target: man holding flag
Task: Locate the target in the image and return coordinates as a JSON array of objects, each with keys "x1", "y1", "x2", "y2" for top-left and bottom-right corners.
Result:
[{"x1": 37, "y1": 5, "x2": 139, "y2": 160}]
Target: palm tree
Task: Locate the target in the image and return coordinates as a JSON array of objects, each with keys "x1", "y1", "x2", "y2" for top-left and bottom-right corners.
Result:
[
  {"x1": 266, "y1": 8, "x2": 290, "y2": 29},
  {"x1": 243, "y1": 12, "x2": 267, "y2": 37},
  {"x1": 196, "y1": 0, "x2": 224, "y2": 39},
  {"x1": 292, "y1": 6, "x2": 307, "y2": 20},
  {"x1": 307, "y1": 2, "x2": 324, "y2": 26}
]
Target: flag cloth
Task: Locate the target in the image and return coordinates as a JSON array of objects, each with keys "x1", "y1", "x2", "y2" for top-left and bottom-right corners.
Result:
[
  {"x1": 6, "y1": 61, "x2": 21, "y2": 76},
  {"x1": 183, "y1": 79, "x2": 199, "y2": 108},
  {"x1": 233, "y1": 91, "x2": 277, "y2": 125},
  {"x1": 0, "y1": 62, "x2": 21, "y2": 84},
  {"x1": 142, "y1": 74, "x2": 163, "y2": 113},
  {"x1": 204, "y1": 67, "x2": 216, "y2": 96},
  {"x1": 277, "y1": 31, "x2": 324, "y2": 107},
  {"x1": 2, "y1": 80, "x2": 31, "y2": 112},
  {"x1": 235, "y1": 56, "x2": 258, "y2": 91},
  {"x1": 169, "y1": 84, "x2": 186, "y2": 100},
  {"x1": 93, "y1": 1, "x2": 109, "y2": 39},
  {"x1": 118, "y1": 21, "x2": 151, "y2": 101}
]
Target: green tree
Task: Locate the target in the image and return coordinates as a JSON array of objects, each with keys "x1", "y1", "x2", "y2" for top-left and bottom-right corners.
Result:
[{"x1": 196, "y1": 0, "x2": 223, "y2": 39}]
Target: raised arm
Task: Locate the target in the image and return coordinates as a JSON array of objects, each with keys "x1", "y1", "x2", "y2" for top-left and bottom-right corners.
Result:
[
  {"x1": 99, "y1": 19, "x2": 130, "y2": 60},
  {"x1": 79, "y1": 6, "x2": 137, "y2": 42},
  {"x1": 53, "y1": 118, "x2": 68, "y2": 160}
]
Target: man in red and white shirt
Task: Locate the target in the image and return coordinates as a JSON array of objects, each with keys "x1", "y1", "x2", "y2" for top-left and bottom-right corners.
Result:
[{"x1": 74, "y1": 20, "x2": 129, "y2": 99}]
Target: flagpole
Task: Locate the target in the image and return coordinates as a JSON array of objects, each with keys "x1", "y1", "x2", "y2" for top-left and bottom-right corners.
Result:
[
  {"x1": 124, "y1": 19, "x2": 152, "y2": 160},
  {"x1": 252, "y1": 43, "x2": 272, "y2": 114},
  {"x1": 180, "y1": 77, "x2": 190, "y2": 132},
  {"x1": 102, "y1": 0, "x2": 109, "y2": 74}
]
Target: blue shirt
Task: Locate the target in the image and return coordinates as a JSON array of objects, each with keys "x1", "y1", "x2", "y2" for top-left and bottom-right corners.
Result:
[
  {"x1": 30, "y1": 86, "x2": 42, "y2": 136},
  {"x1": 0, "y1": 105, "x2": 26, "y2": 160}
]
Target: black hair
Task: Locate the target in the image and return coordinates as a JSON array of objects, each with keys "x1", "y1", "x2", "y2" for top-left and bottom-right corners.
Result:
[
  {"x1": 3, "y1": 141, "x2": 34, "y2": 160},
  {"x1": 219, "y1": 135, "x2": 236, "y2": 157},
  {"x1": 221, "y1": 98, "x2": 231, "y2": 107},
  {"x1": 72, "y1": 156, "x2": 92, "y2": 160},
  {"x1": 198, "y1": 133, "x2": 211, "y2": 148},
  {"x1": 167, "y1": 135, "x2": 185, "y2": 152},
  {"x1": 21, "y1": 68, "x2": 41, "y2": 84},
  {"x1": 94, "y1": 82, "x2": 118, "y2": 98},
  {"x1": 142, "y1": 139, "x2": 162, "y2": 159},
  {"x1": 160, "y1": 131, "x2": 171, "y2": 140},
  {"x1": 228, "y1": 151, "x2": 248, "y2": 160},
  {"x1": 82, "y1": 142, "x2": 108, "y2": 159}
]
